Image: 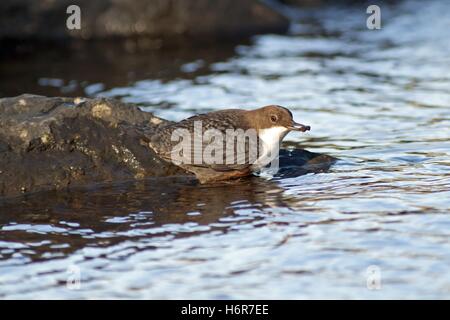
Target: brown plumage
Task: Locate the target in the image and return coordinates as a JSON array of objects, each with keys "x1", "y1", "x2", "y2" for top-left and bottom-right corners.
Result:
[{"x1": 148, "y1": 105, "x2": 310, "y2": 183}]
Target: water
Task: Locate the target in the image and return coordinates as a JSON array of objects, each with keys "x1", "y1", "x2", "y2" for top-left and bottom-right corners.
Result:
[{"x1": 1, "y1": 0, "x2": 450, "y2": 299}]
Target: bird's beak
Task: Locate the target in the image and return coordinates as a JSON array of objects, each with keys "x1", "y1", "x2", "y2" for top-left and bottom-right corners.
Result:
[{"x1": 287, "y1": 121, "x2": 311, "y2": 132}]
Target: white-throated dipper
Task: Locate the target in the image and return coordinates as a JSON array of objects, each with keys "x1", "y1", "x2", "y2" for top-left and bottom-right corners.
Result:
[{"x1": 149, "y1": 105, "x2": 310, "y2": 183}]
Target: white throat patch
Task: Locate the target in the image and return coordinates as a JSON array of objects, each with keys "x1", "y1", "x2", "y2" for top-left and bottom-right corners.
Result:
[{"x1": 252, "y1": 126, "x2": 289, "y2": 170}]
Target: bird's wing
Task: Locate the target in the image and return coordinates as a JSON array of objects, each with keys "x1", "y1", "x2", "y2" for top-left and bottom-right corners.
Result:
[{"x1": 149, "y1": 111, "x2": 260, "y2": 172}]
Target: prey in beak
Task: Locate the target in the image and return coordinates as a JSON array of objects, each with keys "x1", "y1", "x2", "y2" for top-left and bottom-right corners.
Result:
[{"x1": 287, "y1": 121, "x2": 311, "y2": 132}]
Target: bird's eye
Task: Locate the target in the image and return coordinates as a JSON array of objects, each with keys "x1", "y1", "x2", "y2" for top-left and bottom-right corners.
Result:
[{"x1": 270, "y1": 114, "x2": 278, "y2": 123}]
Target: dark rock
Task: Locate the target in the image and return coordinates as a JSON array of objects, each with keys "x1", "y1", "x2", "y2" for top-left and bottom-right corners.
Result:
[
  {"x1": 0, "y1": 94, "x2": 188, "y2": 198},
  {"x1": 278, "y1": 0, "x2": 365, "y2": 6},
  {"x1": 0, "y1": 0, "x2": 289, "y2": 42},
  {"x1": 277, "y1": 148, "x2": 336, "y2": 178},
  {"x1": 278, "y1": 0, "x2": 324, "y2": 6}
]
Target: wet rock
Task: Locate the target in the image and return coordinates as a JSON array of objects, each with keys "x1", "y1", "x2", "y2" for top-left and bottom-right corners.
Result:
[
  {"x1": 277, "y1": 148, "x2": 336, "y2": 178},
  {"x1": 0, "y1": 0, "x2": 289, "y2": 42},
  {"x1": 0, "y1": 94, "x2": 187, "y2": 198}
]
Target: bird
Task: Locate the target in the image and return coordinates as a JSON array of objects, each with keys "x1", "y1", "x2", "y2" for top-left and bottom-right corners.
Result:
[{"x1": 148, "y1": 105, "x2": 310, "y2": 183}]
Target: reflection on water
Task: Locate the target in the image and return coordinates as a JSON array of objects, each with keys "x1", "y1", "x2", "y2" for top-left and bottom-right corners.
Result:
[
  {"x1": 0, "y1": 39, "x2": 241, "y2": 99},
  {"x1": 1, "y1": 0, "x2": 450, "y2": 298}
]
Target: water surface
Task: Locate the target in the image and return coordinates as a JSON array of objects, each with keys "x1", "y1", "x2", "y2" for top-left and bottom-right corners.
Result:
[{"x1": 1, "y1": 0, "x2": 450, "y2": 299}]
